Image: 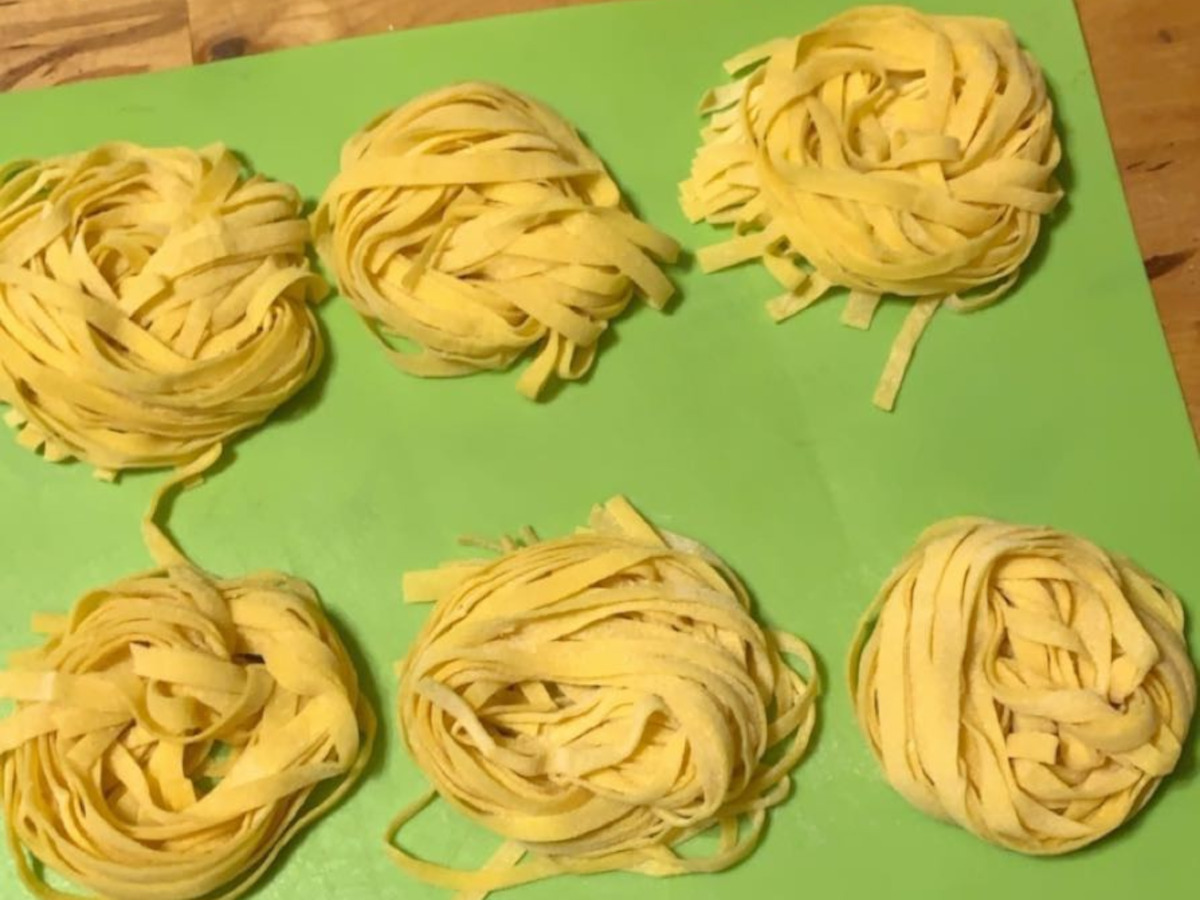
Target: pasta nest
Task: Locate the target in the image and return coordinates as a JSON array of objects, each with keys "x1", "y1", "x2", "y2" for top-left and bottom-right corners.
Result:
[
  {"x1": 849, "y1": 518, "x2": 1196, "y2": 854},
  {"x1": 390, "y1": 497, "x2": 818, "y2": 894},
  {"x1": 681, "y1": 6, "x2": 1063, "y2": 410},
  {"x1": 0, "y1": 560, "x2": 374, "y2": 900},
  {"x1": 0, "y1": 142, "x2": 325, "y2": 478},
  {"x1": 313, "y1": 82, "x2": 679, "y2": 399}
]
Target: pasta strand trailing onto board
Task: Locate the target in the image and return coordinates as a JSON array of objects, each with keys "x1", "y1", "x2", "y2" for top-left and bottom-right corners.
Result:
[
  {"x1": 0, "y1": 143, "x2": 326, "y2": 479},
  {"x1": 680, "y1": 7, "x2": 1063, "y2": 410},
  {"x1": 848, "y1": 518, "x2": 1196, "y2": 854},
  {"x1": 313, "y1": 82, "x2": 680, "y2": 399},
  {"x1": 389, "y1": 497, "x2": 819, "y2": 897},
  {"x1": 0, "y1": 446, "x2": 376, "y2": 900}
]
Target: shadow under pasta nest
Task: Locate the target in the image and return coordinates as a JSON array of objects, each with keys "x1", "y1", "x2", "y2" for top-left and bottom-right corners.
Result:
[
  {"x1": 268, "y1": 298, "x2": 335, "y2": 428},
  {"x1": 528, "y1": 257, "x2": 694, "y2": 404},
  {"x1": 1005, "y1": 74, "x2": 1075, "y2": 294}
]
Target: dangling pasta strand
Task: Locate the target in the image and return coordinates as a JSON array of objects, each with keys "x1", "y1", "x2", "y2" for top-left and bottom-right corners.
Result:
[
  {"x1": 0, "y1": 143, "x2": 325, "y2": 479},
  {"x1": 0, "y1": 445, "x2": 376, "y2": 900}
]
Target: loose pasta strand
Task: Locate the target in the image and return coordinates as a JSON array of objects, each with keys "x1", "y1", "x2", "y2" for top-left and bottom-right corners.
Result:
[{"x1": 0, "y1": 444, "x2": 376, "y2": 900}]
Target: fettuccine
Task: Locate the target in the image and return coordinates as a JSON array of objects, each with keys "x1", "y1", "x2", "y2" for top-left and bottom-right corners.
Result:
[
  {"x1": 313, "y1": 82, "x2": 679, "y2": 399},
  {"x1": 389, "y1": 497, "x2": 818, "y2": 896},
  {"x1": 680, "y1": 7, "x2": 1063, "y2": 409},
  {"x1": 849, "y1": 517, "x2": 1195, "y2": 854},
  {"x1": 0, "y1": 143, "x2": 325, "y2": 478},
  {"x1": 0, "y1": 447, "x2": 375, "y2": 899}
]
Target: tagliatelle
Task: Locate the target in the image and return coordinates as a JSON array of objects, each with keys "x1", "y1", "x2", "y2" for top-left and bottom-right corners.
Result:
[
  {"x1": 680, "y1": 7, "x2": 1063, "y2": 410},
  {"x1": 0, "y1": 447, "x2": 376, "y2": 899},
  {"x1": 849, "y1": 518, "x2": 1196, "y2": 854},
  {"x1": 0, "y1": 143, "x2": 325, "y2": 479},
  {"x1": 313, "y1": 82, "x2": 680, "y2": 399},
  {"x1": 389, "y1": 497, "x2": 818, "y2": 897}
]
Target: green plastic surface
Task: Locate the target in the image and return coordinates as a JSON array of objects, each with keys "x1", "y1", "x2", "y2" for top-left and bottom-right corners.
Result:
[{"x1": 1, "y1": 0, "x2": 1198, "y2": 897}]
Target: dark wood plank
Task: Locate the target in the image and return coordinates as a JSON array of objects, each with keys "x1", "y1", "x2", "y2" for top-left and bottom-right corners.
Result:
[
  {"x1": 1075, "y1": 0, "x2": 1199, "y2": 441},
  {"x1": 0, "y1": 0, "x2": 191, "y2": 91},
  {"x1": 185, "y1": 0, "x2": 606, "y2": 62}
]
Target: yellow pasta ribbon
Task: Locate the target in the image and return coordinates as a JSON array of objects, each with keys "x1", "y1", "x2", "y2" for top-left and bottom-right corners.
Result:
[
  {"x1": 0, "y1": 447, "x2": 376, "y2": 899},
  {"x1": 849, "y1": 517, "x2": 1196, "y2": 854},
  {"x1": 680, "y1": 7, "x2": 1063, "y2": 410},
  {"x1": 389, "y1": 497, "x2": 818, "y2": 896},
  {"x1": 313, "y1": 82, "x2": 680, "y2": 399},
  {"x1": 0, "y1": 143, "x2": 326, "y2": 479}
]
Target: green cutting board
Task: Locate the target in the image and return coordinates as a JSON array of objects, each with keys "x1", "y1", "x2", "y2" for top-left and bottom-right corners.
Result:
[{"x1": 1, "y1": 0, "x2": 1198, "y2": 897}]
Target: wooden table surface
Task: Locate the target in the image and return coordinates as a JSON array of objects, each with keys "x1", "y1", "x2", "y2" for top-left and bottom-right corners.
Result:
[{"x1": 2, "y1": 0, "x2": 1197, "y2": 441}]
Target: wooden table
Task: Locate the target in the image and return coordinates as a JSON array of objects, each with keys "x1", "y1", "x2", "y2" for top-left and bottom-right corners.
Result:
[{"x1": 3, "y1": 0, "x2": 1197, "y2": 441}]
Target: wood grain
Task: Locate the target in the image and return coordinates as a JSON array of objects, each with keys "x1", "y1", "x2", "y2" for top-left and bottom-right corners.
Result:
[
  {"x1": 0, "y1": 0, "x2": 1196, "y2": 439},
  {"x1": 1075, "y1": 0, "x2": 1200, "y2": 442},
  {"x1": 0, "y1": 0, "x2": 190, "y2": 91},
  {"x1": 185, "y1": 0, "x2": 606, "y2": 62}
]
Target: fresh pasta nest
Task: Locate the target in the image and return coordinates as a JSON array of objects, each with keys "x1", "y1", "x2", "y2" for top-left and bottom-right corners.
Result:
[
  {"x1": 390, "y1": 497, "x2": 818, "y2": 894},
  {"x1": 849, "y1": 518, "x2": 1196, "y2": 854},
  {"x1": 313, "y1": 82, "x2": 680, "y2": 399},
  {"x1": 681, "y1": 6, "x2": 1063, "y2": 410},
  {"x1": 0, "y1": 451, "x2": 374, "y2": 900},
  {"x1": 0, "y1": 142, "x2": 325, "y2": 478}
]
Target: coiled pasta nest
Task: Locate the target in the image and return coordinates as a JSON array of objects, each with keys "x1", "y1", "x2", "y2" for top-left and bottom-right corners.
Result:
[
  {"x1": 0, "y1": 448, "x2": 375, "y2": 899},
  {"x1": 389, "y1": 497, "x2": 818, "y2": 894},
  {"x1": 681, "y1": 6, "x2": 1063, "y2": 409},
  {"x1": 0, "y1": 142, "x2": 325, "y2": 478},
  {"x1": 314, "y1": 82, "x2": 679, "y2": 399},
  {"x1": 849, "y1": 518, "x2": 1195, "y2": 854}
]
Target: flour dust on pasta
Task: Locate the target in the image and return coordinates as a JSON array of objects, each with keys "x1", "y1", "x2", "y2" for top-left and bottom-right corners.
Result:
[{"x1": 389, "y1": 497, "x2": 818, "y2": 895}]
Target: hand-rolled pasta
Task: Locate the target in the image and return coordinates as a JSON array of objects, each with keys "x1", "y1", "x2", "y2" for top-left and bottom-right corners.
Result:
[
  {"x1": 312, "y1": 82, "x2": 680, "y2": 399},
  {"x1": 680, "y1": 7, "x2": 1063, "y2": 410},
  {"x1": 389, "y1": 497, "x2": 818, "y2": 896},
  {"x1": 0, "y1": 143, "x2": 326, "y2": 479},
  {"x1": 0, "y1": 448, "x2": 375, "y2": 900},
  {"x1": 849, "y1": 518, "x2": 1195, "y2": 854}
]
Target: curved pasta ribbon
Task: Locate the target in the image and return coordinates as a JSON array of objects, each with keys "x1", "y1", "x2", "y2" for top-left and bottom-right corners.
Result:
[
  {"x1": 0, "y1": 448, "x2": 375, "y2": 899},
  {"x1": 681, "y1": 7, "x2": 1063, "y2": 409},
  {"x1": 0, "y1": 143, "x2": 325, "y2": 478},
  {"x1": 849, "y1": 517, "x2": 1195, "y2": 854},
  {"x1": 313, "y1": 82, "x2": 679, "y2": 399},
  {"x1": 390, "y1": 497, "x2": 818, "y2": 895}
]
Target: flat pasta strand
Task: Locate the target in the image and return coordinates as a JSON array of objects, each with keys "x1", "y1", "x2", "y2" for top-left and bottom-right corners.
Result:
[
  {"x1": 680, "y1": 6, "x2": 1063, "y2": 410},
  {"x1": 848, "y1": 517, "x2": 1196, "y2": 854},
  {"x1": 0, "y1": 447, "x2": 376, "y2": 899},
  {"x1": 389, "y1": 497, "x2": 818, "y2": 897},
  {"x1": 313, "y1": 82, "x2": 680, "y2": 399},
  {"x1": 0, "y1": 143, "x2": 326, "y2": 478}
]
